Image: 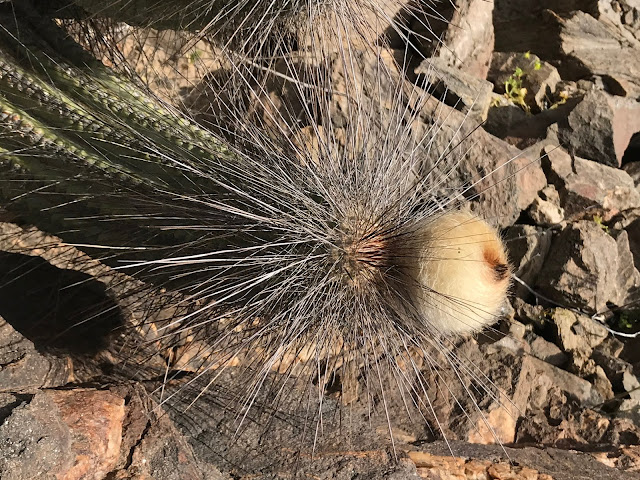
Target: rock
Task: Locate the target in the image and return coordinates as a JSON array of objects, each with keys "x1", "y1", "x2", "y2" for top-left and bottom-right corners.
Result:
[
  {"x1": 469, "y1": 349, "x2": 601, "y2": 446},
  {"x1": 0, "y1": 316, "x2": 74, "y2": 393},
  {"x1": 414, "y1": 440, "x2": 629, "y2": 480},
  {"x1": 627, "y1": 216, "x2": 640, "y2": 266},
  {"x1": 623, "y1": 371, "x2": 640, "y2": 401},
  {"x1": 505, "y1": 225, "x2": 553, "y2": 298},
  {"x1": 623, "y1": 160, "x2": 640, "y2": 186},
  {"x1": 593, "y1": 445, "x2": 640, "y2": 473},
  {"x1": 485, "y1": 95, "x2": 581, "y2": 149},
  {"x1": 529, "y1": 334, "x2": 568, "y2": 367},
  {"x1": 412, "y1": 0, "x2": 495, "y2": 79},
  {"x1": 528, "y1": 186, "x2": 565, "y2": 226},
  {"x1": 486, "y1": 334, "x2": 530, "y2": 356},
  {"x1": 551, "y1": 309, "x2": 608, "y2": 357},
  {"x1": 50, "y1": 390, "x2": 125, "y2": 480},
  {"x1": 496, "y1": 9, "x2": 640, "y2": 98},
  {"x1": 595, "y1": 0, "x2": 640, "y2": 44},
  {"x1": 542, "y1": 145, "x2": 640, "y2": 221},
  {"x1": 414, "y1": 57, "x2": 495, "y2": 121},
  {"x1": 415, "y1": 100, "x2": 547, "y2": 227},
  {"x1": 514, "y1": 151, "x2": 549, "y2": 211},
  {"x1": 557, "y1": 89, "x2": 640, "y2": 167},
  {"x1": 604, "y1": 417, "x2": 640, "y2": 446},
  {"x1": 0, "y1": 389, "x2": 124, "y2": 480},
  {"x1": 598, "y1": 336, "x2": 625, "y2": 358},
  {"x1": 557, "y1": 11, "x2": 640, "y2": 98},
  {"x1": 614, "y1": 230, "x2": 640, "y2": 308},
  {"x1": 535, "y1": 221, "x2": 620, "y2": 313},
  {"x1": 590, "y1": 364, "x2": 616, "y2": 402},
  {"x1": 512, "y1": 297, "x2": 547, "y2": 330},
  {"x1": 408, "y1": 450, "x2": 553, "y2": 480},
  {"x1": 519, "y1": 401, "x2": 613, "y2": 450},
  {"x1": 0, "y1": 392, "x2": 73, "y2": 480},
  {"x1": 109, "y1": 384, "x2": 229, "y2": 480},
  {"x1": 592, "y1": 349, "x2": 635, "y2": 393}
]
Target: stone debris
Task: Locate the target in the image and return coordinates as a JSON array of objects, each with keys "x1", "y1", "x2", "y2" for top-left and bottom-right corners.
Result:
[{"x1": 0, "y1": 389, "x2": 124, "y2": 480}]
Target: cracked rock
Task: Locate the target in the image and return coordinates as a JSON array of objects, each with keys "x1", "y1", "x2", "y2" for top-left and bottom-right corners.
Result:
[
  {"x1": 542, "y1": 145, "x2": 640, "y2": 220},
  {"x1": 536, "y1": 221, "x2": 621, "y2": 313},
  {"x1": 557, "y1": 89, "x2": 640, "y2": 167}
]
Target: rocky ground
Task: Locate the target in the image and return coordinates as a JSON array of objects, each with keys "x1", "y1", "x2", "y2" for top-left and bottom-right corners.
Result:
[{"x1": 2, "y1": 0, "x2": 640, "y2": 479}]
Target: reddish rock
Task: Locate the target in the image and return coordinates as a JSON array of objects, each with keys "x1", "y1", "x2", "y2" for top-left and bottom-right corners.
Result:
[
  {"x1": 0, "y1": 389, "x2": 124, "y2": 480},
  {"x1": 412, "y1": 0, "x2": 495, "y2": 79},
  {"x1": 50, "y1": 389, "x2": 125, "y2": 480}
]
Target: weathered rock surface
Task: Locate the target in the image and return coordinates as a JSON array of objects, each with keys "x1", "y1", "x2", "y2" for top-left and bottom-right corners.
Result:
[
  {"x1": 413, "y1": 441, "x2": 638, "y2": 480},
  {"x1": 542, "y1": 145, "x2": 640, "y2": 220},
  {"x1": 415, "y1": 56, "x2": 494, "y2": 121},
  {"x1": 505, "y1": 224, "x2": 554, "y2": 298},
  {"x1": 535, "y1": 220, "x2": 629, "y2": 313},
  {"x1": 557, "y1": 89, "x2": 640, "y2": 167},
  {"x1": 528, "y1": 185, "x2": 565, "y2": 226},
  {"x1": 0, "y1": 389, "x2": 124, "y2": 480},
  {"x1": 550, "y1": 309, "x2": 608, "y2": 357},
  {"x1": 0, "y1": 316, "x2": 74, "y2": 393},
  {"x1": 413, "y1": 0, "x2": 495, "y2": 79},
  {"x1": 495, "y1": 8, "x2": 640, "y2": 98}
]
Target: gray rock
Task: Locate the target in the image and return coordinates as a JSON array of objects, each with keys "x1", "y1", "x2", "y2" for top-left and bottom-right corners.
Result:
[
  {"x1": 505, "y1": 224, "x2": 553, "y2": 298},
  {"x1": 558, "y1": 11, "x2": 640, "y2": 98},
  {"x1": 613, "y1": 230, "x2": 640, "y2": 308},
  {"x1": 0, "y1": 317, "x2": 74, "y2": 393},
  {"x1": 415, "y1": 57, "x2": 494, "y2": 121},
  {"x1": 557, "y1": 89, "x2": 640, "y2": 167},
  {"x1": 623, "y1": 161, "x2": 640, "y2": 186},
  {"x1": 529, "y1": 334, "x2": 568, "y2": 367},
  {"x1": 542, "y1": 145, "x2": 640, "y2": 220},
  {"x1": 592, "y1": 349, "x2": 634, "y2": 393},
  {"x1": 495, "y1": 9, "x2": 640, "y2": 98},
  {"x1": 590, "y1": 0, "x2": 640, "y2": 45},
  {"x1": 0, "y1": 392, "x2": 74, "y2": 480},
  {"x1": 536, "y1": 221, "x2": 621, "y2": 313}
]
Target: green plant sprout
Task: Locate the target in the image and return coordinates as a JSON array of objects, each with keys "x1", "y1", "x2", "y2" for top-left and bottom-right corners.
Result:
[{"x1": 593, "y1": 214, "x2": 609, "y2": 234}]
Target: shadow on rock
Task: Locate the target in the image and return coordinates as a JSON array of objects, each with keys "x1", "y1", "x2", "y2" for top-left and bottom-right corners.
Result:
[{"x1": 0, "y1": 251, "x2": 124, "y2": 357}]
